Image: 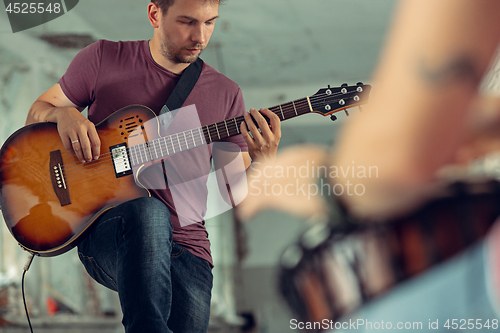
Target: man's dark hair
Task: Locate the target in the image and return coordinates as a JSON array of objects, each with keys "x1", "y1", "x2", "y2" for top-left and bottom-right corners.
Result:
[{"x1": 151, "y1": 0, "x2": 224, "y2": 14}]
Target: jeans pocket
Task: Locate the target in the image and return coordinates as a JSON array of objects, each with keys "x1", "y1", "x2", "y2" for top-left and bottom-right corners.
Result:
[
  {"x1": 170, "y1": 243, "x2": 185, "y2": 258},
  {"x1": 78, "y1": 251, "x2": 118, "y2": 291}
]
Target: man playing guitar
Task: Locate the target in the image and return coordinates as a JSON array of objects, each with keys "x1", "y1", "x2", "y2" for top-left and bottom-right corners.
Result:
[{"x1": 25, "y1": 0, "x2": 281, "y2": 332}]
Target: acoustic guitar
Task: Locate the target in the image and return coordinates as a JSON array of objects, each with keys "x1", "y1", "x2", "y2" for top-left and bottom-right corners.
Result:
[{"x1": 0, "y1": 83, "x2": 371, "y2": 257}]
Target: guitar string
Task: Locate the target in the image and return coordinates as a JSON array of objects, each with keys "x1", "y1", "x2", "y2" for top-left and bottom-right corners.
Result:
[
  {"x1": 209, "y1": 87, "x2": 364, "y2": 134},
  {"x1": 64, "y1": 157, "x2": 179, "y2": 186},
  {"x1": 150, "y1": 87, "x2": 364, "y2": 149},
  {"x1": 205, "y1": 89, "x2": 360, "y2": 139},
  {"x1": 68, "y1": 87, "x2": 361, "y2": 167},
  {"x1": 62, "y1": 91, "x2": 362, "y2": 181},
  {"x1": 63, "y1": 159, "x2": 114, "y2": 182},
  {"x1": 61, "y1": 88, "x2": 365, "y2": 178},
  {"x1": 61, "y1": 98, "x2": 342, "y2": 177},
  {"x1": 65, "y1": 165, "x2": 123, "y2": 185}
]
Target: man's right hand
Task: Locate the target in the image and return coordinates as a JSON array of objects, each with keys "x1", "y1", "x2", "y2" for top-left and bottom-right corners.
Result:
[
  {"x1": 54, "y1": 106, "x2": 100, "y2": 163},
  {"x1": 26, "y1": 84, "x2": 100, "y2": 163}
]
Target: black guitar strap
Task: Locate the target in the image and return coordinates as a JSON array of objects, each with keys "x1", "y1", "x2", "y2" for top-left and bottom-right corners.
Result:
[{"x1": 160, "y1": 57, "x2": 204, "y2": 116}]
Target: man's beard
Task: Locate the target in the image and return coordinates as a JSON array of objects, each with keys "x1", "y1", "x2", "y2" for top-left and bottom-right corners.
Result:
[{"x1": 161, "y1": 40, "x2": 205, "y2": 64}]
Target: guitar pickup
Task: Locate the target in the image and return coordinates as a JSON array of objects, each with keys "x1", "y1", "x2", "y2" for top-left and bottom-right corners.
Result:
[{"x1": 110, "y1": 143, "x2": 132, "y2": 178}]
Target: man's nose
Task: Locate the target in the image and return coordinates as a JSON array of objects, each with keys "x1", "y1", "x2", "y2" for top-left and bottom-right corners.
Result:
[{"x1": 191, "y1": 24, "x2": 206, "y2": 45}]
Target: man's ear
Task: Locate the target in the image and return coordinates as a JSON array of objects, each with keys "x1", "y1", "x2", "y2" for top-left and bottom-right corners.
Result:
[{"x1": 148, "y1": 2, "x2": 161, "y2": 28}]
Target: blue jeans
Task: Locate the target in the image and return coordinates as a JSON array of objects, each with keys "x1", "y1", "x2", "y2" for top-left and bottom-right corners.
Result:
[
  {"x1": 330, "y1": 241, "x2": 500, "y2": 332},
  {"x1": 77, "y1": 197, "x2": 213, "y2": 333}
]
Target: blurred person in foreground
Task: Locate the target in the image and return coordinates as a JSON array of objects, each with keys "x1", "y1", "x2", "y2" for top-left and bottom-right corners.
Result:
[
  {"x1": 25, "y1": 0, "x2": 281, "y2": 331},
  {"x1": 239, "y1": 0, "x2": 500, "y2": 331}
]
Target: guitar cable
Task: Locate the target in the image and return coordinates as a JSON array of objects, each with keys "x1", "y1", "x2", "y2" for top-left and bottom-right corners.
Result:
[{"x1": 22, "y1": 252, "x2": 35, "y2": 333}]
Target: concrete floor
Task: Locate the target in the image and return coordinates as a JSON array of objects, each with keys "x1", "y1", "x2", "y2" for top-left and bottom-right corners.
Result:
[
  {"x1": 0, "y1": 315, "x2": 122, "y2": 333},
  {"x1": 0, "y1": 325, "x2": 240, "y2": 333},
  {"x1": 0, "y1": 315, "x2": 242, "y2": 333}
]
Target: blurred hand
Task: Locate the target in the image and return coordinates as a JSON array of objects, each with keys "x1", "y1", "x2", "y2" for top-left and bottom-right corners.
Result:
[
  {"x1": 237, "y1": 145, "x2": 329, "y2": 222},
  {"x1": 454, "y1": 94, "x2": 500, "y2": 163}
]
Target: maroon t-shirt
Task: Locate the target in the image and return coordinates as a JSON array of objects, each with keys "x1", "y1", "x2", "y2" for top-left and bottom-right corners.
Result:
[{"x1": 60, "y1": 39, "x2": 248, "y2": 266}]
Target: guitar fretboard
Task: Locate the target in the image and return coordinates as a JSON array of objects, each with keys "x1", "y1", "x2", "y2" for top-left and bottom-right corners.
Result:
[{"x1": 127, "y1": 96, "x2": 313, "y2": 167}]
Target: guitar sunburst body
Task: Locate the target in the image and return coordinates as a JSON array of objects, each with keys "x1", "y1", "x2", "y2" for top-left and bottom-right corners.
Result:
[{"x1": 0, "y1": 105, "x2": 156, "y2": 256}]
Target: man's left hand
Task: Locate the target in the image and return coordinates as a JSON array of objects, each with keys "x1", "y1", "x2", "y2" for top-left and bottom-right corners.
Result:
[{"x1": 240, "y1": 108, "x2": 281, "y2": 162}]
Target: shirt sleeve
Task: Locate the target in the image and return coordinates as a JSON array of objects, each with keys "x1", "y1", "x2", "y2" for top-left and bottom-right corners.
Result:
[{"x1": 59, "y1": 40, "x2": 103, "y2": 108}]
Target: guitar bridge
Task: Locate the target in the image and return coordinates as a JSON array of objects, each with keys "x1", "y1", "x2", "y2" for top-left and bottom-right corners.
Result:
[
  {"x1": 49, "y1": 150, "x2": 71, "y2": 206},
  {"x1": 110, "y1": 143, "x2": 132, "y2": 178}
]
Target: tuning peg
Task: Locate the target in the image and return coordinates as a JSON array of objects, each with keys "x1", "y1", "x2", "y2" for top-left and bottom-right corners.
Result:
[
  {"x1": 330, "y1": 115, "x2": 337, "y2": 121},
  {"x1": 357, "y1": 82, "x2": 363, "y2": 86},
  {"x1": 345, "y1": 110, "x2": 349, "y2": 116},
  {"x1": 358, "y1": 106, "x2": 363, "y2": 112},
  {"x1": 341, "y1": 83, "x2": 348, "y2": 87}
]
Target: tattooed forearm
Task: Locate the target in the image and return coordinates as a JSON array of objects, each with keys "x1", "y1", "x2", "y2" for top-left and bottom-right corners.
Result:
[{"x1": 418, "y1": 55, "x2": 482, "y2": 88}]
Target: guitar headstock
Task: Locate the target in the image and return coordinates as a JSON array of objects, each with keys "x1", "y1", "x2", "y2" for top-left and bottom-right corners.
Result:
[{"x1": 310, "y1": 83, "x2": 371, "y2": 117}]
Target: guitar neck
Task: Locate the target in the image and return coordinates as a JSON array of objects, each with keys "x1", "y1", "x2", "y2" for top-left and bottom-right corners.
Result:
[
  {"x1": 210, "y1": 96, "x2": 313, "y2": 140},
  {"x1": 127, "y1": 97, "x2": 312, "y2": 167}
]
